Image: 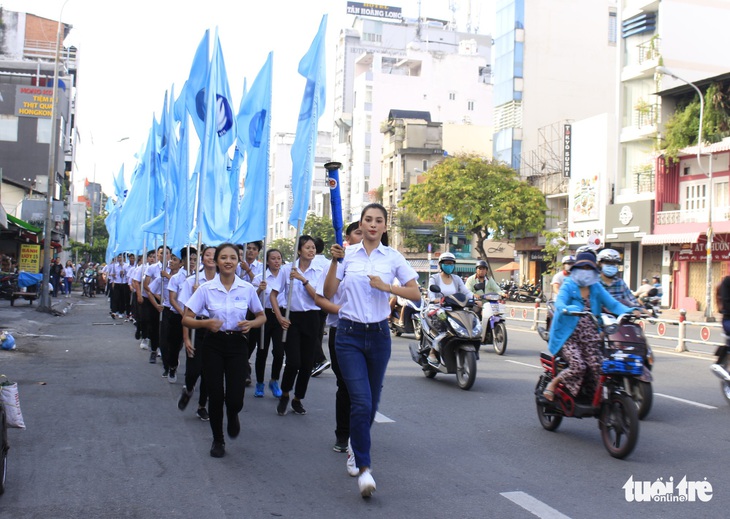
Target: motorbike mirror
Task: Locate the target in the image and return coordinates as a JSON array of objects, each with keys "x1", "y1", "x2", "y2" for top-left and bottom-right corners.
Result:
[
  {"x1": 429, "y1": 285, "x2": 442, "y2": 293},
  {"x1": 473, "y1": 282, "x2": 485, "y2": 291}
]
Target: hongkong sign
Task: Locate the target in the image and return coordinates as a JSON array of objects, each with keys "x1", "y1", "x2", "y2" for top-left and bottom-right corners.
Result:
[
  {"x1": 14, "y1": 86, "x2": 54, "y2": 118},
  {"x1": 346, "y1": 2, "x2": 402, "y2": 19}
]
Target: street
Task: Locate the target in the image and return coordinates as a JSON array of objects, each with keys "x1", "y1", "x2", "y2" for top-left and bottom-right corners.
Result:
[{"x1": 0, "y1": 295, "x2": 728, "y2": 518}]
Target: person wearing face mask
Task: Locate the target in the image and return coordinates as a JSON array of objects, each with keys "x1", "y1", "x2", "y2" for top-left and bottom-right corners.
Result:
[
  {"x1": 596, "y1": 249, "x2": 640, "y2": 307},
  {"x1": 426, "y1": 252, "x2": 473, "y2": 367},
  {"x1": 542, "y1": 249, "x2": 639, "y2": 402}
]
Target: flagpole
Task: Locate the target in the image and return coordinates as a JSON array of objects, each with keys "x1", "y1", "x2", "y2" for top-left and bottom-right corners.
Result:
[{"x1": 281, "y1": 221, "x2": 303, "y2": 343}]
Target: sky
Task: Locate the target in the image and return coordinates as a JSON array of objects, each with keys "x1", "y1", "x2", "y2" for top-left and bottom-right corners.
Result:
[{"x1": 2, "y1": 0, "x2": 492, "y2": 196}]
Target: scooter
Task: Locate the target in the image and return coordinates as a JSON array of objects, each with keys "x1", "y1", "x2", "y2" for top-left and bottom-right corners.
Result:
[
  {"x1": 537, "y1": 302, "x2": 654, "y2": 419},
  {"x1": 473, "y1": 283, "x2": 508, "y2": 355},
  {"x1": 710, "y1": 342, "x2": 730, "y2": 405},
  {"x1": 408, "y1": 285, "x2": 482, "y2": 390},
  {"x1": 535, "y1": 311, "x2": 642, "y2": 459},
  {"x1": 390, "y1": 296, "x2": 422, "y2": 340},
  {"x1": 82, "y1": 273, "x2": 97, "y2": 297}
]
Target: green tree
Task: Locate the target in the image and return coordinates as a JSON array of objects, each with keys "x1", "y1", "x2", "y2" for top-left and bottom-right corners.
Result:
[
  {"x1": 400, "y1": 154, "x2": 547, "y2": 260},
  {"x1": 302, "y1": 213, "x2": 336, "y2": 256},
  {"x1": 541, "y1": 231, "x2": 567, "y2": 276},
  {"x1": 67, "y1": 212, "x2": 110, "y2": 264},
  {"x1": 267, "y1": 238, "x2": 295, "y2": 263},
  {"x1": 396, "y1": 210, "x2": 442, "y2": 252}
]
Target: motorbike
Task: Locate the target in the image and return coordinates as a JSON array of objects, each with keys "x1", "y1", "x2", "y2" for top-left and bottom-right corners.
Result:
[
  {"x1": 408, "y1": 285, "x2": 482, "y2": 390},
  {"x1": 82, "y1": 273, "x2": 97, "y2": 297},
  {"x1": 639, "y1": 287, "x2": 662, "y2": 319},
  {"x1": 535, "y1": 311, "x2": 643, "y2": 459},
  {"x1": 390, "y1": 296, "x2": 422, "y2": 340},
  {"x1": 1, "y1": 272, "x2": 40, "y2": 306},
  {"x1": 472, "y1": 283, "x2": 507, "y2": 355},
  {"x1": 537, "y1": 301, "x2": 654, "y2": 419},
  {"x1": 710, "y1": 342, "x2": 730, "y2": 405}
]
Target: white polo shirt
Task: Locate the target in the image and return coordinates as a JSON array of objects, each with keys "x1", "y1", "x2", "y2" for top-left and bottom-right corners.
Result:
[
  {"x1": 185, "y1": 276, "x2": 263, "y2": 332},
  {"x1": 271, "y1": 259, "x2": 323, "y2": 312}
]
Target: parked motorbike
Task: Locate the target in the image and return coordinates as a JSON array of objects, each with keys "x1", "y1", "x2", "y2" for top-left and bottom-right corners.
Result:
[
  {"x1": 0, "y1": 272, "x2": 40, "y2": 306},
  {"x1": 390, "y1": 296, "x2": 422, "y2": 340},
  {"x1": 537, "y1": 302, "x2": 654, "y2": 419},
  {"x1": 535, "y1": 311, "x2": 643, "y2": 459},
  {"x1": 472, "y1": 283, "x2": 507, "y2": 355},
  {"x1": 408, "y1": 285, "x2": 482, "y2": 390},
  {"x1": 710, "y1": 342, "x2": 730, "y2": 405}
]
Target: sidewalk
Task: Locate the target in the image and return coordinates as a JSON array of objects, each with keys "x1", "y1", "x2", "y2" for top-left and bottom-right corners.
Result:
[{"x1": 655, "y1": 307, "x2": 722, "y2": 323}]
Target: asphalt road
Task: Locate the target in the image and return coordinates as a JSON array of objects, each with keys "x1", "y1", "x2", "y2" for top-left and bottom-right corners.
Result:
[{"x1": 0, "y1": 295, "x2": 728, "y2": 518}]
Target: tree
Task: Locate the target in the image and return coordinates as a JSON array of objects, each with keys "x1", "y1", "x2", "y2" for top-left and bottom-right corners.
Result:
[
  {"x1": 267, "y1": 238, "x2": 295, "y2": 263},
  {"x1": 400, "y1": 154, "x2": 547, "y2": 260},
  {"x1": 541, "y1": 230, "x2": 567, "y2": 276},
  {"x1": 395, "y1": 210, "x2": 442, "y2": 253},
  {"x1": 302, "y1": 213, "x2": 336, "y2": 256},
  {"x1": 67, "y1": 212, "x2": 110, "y2": 264}
]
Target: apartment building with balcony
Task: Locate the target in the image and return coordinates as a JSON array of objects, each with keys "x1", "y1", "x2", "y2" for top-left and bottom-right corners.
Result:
[{"x1": 610, "y1": 0, "x2": 730, "y2": 308}]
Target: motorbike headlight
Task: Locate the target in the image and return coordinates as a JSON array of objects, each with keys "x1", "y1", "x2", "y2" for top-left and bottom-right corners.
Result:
[
  {"x1": 447, "y1": 316, "x2": 468, "y2": 336},
  {"x1": 472, "y1": 317, "x2": 482, "y2": 335}
]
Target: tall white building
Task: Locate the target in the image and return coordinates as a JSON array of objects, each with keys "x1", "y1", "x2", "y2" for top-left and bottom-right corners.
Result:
[{"x1": 333, "y1": 15, "x2": 492, "y2": 222}]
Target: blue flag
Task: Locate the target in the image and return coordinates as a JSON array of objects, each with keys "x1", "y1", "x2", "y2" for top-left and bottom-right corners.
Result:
[
  {"x1": 231, "y1": 52, "x2": 273, "y2": 244},
  {"x1": 112, "y1": 164, "x2": 127, "y2": 202},
  {"x1": 184, "y1": 30, "x2": 210, "y2": 142},
  {"x1": 289, "y1": 15, "x2": 327, "y2": 230},
  {"x1": 195, "y1": 29, "x2": 238, "y2": 245}
]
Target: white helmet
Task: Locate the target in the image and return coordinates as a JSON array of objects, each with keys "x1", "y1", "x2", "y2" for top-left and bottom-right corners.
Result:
[
  {"x1": 597, "y1": 248, "x2": 621, "y2": 264},
  {"x1": 438, "y1": 252, "x2": 456, "y2": 264},
  {"x1": 561, "y1": 255, "x2": 575, "y2": 265}
]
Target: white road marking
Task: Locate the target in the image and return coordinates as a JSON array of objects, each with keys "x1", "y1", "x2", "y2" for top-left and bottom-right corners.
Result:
[
  {"x1": 654, "y1": 393, "x2": 717, "y2": 410},
  {"x1": 650, "y1": 348, "x2": 713, "y2": 360},
  {"x1": 504, "y1": 359, "x2": 541, "y2": 369},
  {"x1": 501, "y1": 491, "x2": 572, "y2": 519},
  {"x1": 374, "y1": 411, "x2": 394, "y2": 423}
]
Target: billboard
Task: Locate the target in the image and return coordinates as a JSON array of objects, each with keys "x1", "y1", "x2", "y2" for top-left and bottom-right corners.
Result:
[
  {"x1": 19, "y1": 244, "x2": 41, "y2": 273},
  {"x1": 346, "y1": 2, "x2": 402, "y2": 20},
  {"x1": 14, "y1": 85, "x2": 54, "y2": 118}
]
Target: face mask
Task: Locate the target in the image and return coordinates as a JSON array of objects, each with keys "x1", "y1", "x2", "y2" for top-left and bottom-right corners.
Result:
[
  {"x1": 572, "y1": 269, "x2": 599, "y2": 287},
  {"x1": 441, "y1": 264, "x2": 455, "y2": 275},
  {"x1": 601, "y1": 265, "x2": 618, "y2": 277}
]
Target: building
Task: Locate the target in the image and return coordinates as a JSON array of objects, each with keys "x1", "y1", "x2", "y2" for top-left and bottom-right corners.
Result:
[
  {"x1": 0, "y1": 8, "x2": 77, "y2": 264},
  {"x1": 333, "y1": 13, "x2": 492, "y2": 223}
]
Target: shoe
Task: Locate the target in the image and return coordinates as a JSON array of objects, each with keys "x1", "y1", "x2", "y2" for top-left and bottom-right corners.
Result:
[
  {"x1": 346, "y1": 440, "x2": 359, "y2": 477},
  {"x1": 196, "y1": 407, "x2": 210, "y2": 421},
  {"x1": 277, "y1": 395, "x2": 289, "y2": 416},
  {"x1": 135, "y1": 330, "x2": 142, "y2": 340},
  {"x1": 358, "y1": 469, "x2": 376, "y2": 498},
  {"x1": 157, "y1": 350, "x2": 162, "y2": 357},
  {"x1": 333, "y1": 440, "x2": 348, "y2": 453},
  {"x1": 168, "y1": 368, "x2": 177, "y2": 383},
  {"x1": 227, "y1": 414, "x2": 240, "y2": 439},
  {"x1": 245, "y1": 363, "x2": 252, "y2": 386},
  {"x1": 178, "y1": 387, "x2": 192, "y2": 410},
  {"x1": 268, "y1": 380, "x2": 282, "y2": 398},
  {"x1": 427, "y1": 355, "x2": 440, "y2": 368},
  {"x1": 543, "y1": 389, "x2": 555, "y2": 402},
  {"x1": 149, "y1": 351, "x2": 157, "y2": 364},
  {"x1": 254, "y1": 383, "x2": 265, "y2": 398},
  {"x1": 210, "y1": 440, "x2": 225, "y2": 458},
  {"x1": 162, "y1": 369, "x2": 169, "y2": 378},
  {"x1": 311, "y1": 360, "x2": 331, "y2": 378},
  {"x1": 110, "y1": 312, "x2": 116, "y2": 319},
  {"x1": 291, "y1": 399, "x2": 306, "y2": 415}
]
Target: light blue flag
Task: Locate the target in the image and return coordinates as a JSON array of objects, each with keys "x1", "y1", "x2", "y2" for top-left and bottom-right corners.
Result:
[
  {"x1": 184, "y1": 30, "x2": 210, "y2": 142},
  {"x1": 141, "y1": 90, "x2": 172, "y2": 237},
  {"x1": 231, "y1": 52, "x2": 273, "y2": 244},
  {"x1": 104, "y1": 196, "x2": 114, "y2": 214},
  {"x1": 112, "y1": 164, "x2": 126, "y2": 201},
  {"x1": 196, "y1": 30, "x2": 238, "y2": 245},
  {"x1": 104, "y1": 203, "x2": 119, "y2": 264},
  {"x1": 289, "y1": 15, "x2": 327, "y2": 230}
]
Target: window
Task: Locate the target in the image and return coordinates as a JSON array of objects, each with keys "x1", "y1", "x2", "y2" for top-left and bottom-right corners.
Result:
[
  {"x1": 715, "y1": 179, "x2": 729, "y2": 211},
  {"x1": 683, "y1": 182, "x2": 706, "y2": 212},
  {"x1": 422, "y1": 160, "x2": 428, "y2": 171},
  {"x1": 365, "y1": 86, "x2": 373, "y2": 104},
  {"x1": 364, "y1": 148, "x2": 371, "y2": 164},
  {"x1": 449, "y1": 92, "x2": 456, "y2": 101},
  {"x1": 0, "y1": 115, "x2": 19, "y2": 142},
  {"x1": 37, "y1": 118, "x2": 52, "y2": 144},
  {"x1": 467, "y1": 100, "x2": 475, "y2": 111},
  {"x1": 608, "y1": 10, "x2": 618, "y2": 45}
]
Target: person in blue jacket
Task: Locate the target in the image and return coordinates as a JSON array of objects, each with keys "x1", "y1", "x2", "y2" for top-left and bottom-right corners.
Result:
[{"x1": 543, "y1": 249, "x2": 640, "y2": 401}]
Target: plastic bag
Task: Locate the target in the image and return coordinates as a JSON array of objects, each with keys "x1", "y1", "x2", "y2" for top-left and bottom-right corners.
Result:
[
  {"x1": 0, "y1": 377, "x2": 26, "y2": 429},
  {"x1": 0, "y1": 332, "x2": 16, "y2": 350}
]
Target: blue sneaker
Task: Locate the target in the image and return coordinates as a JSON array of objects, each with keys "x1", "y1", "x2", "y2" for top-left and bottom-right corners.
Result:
[
  {"x1": 254, "y1": 383, "x2": 265, "y2": 398},
  {"x1": 268, "y1": 380, "x2": 282, "y2": 398}
]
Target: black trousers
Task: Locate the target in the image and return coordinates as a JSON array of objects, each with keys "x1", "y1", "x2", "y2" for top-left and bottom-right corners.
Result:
[
  {"x1": 280, "y1": 310, "x2": 320, "y2": 400},
  {"x1": 328, "y1": 325, "x2": 350, "y2": 443},
  {"x1": 142, "y1": 299, "x2": 161, "y2": 354},
  {"x1": 203, "y1": 332, "x2": 248, "y2": 443},
  {"x1": 313, "y1": 309, "x2": 328, "y2": 365},
  {"x1": 162, "y1": 308, "x2": 183, "y2": 370},
  {"x1": 184, "y1": 326, "x2": 208, "y2": 408}
]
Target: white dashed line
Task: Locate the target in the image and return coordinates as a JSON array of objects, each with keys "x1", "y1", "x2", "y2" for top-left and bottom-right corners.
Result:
[
  {"x1": 504, "y1": 359, "x2": 541, "y2": 369},
  {"x1": 654, "y1": 393, "x2": 717, "y2": 410},
  {"x1": 374, "y1": 411, "x2": 394, "y2": 423},
  {"x1": 501, "y1": 491, "x2": 572, "y2": 519}
]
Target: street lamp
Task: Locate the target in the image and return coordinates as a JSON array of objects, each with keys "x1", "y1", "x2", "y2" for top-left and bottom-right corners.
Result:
[
  {"x1": 39, "y1": 0, "x2": 71, "y2": 312},
  {"x1": 657, "y1": 66, "x2": 715, "y2": 321}
]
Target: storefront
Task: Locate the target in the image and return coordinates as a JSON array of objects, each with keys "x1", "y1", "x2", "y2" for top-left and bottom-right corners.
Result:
[
  {"x1": 674, "y1": 233, "x2": 730, "y2": 312},
  {"x1": 604, "y1": 200, "x2": 654, "y2": 291}
]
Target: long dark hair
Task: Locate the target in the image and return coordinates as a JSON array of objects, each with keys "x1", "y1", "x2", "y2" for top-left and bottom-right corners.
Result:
[{"x1": 297, "y1": 235, "x2": 315, "y2": 257}]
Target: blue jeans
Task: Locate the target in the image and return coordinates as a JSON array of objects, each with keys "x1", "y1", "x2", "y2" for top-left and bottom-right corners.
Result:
[{"x1": 335, "y1": 319, "x2": 391, "y2": 469}]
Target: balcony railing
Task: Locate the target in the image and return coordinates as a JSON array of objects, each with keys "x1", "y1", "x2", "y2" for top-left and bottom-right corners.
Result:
[
  {"x1": 634, "y1": 104, "x2": 658, "y2": 128},
  {"x1": 637, "y1": 37, "x2": 660, "y2": 65},
  {"x1": 656, "y1": 206, "x2": 730, "y2": 225},
  {"x1": 633, "y1": 168, "x2": 655, "y2": 194}
]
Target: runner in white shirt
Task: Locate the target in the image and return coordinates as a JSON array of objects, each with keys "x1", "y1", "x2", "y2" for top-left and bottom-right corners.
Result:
[{"x1": 324, "y1": 203, "x2": 420, "y2": 498}]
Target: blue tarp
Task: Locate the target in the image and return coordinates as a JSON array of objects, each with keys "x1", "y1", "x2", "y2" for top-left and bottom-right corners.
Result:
[{"x1": 18, "y1": 272, "x2": 42, "y2": 288}]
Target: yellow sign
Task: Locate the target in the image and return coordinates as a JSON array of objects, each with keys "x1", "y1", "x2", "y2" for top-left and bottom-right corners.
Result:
[{"x1": 19, "y1": 244, "x2": 41, "y2": 273}]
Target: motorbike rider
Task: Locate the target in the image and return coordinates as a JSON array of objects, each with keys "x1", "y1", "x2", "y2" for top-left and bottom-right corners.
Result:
[
  {"x1": 550, "y1": 255, "x2": 575, "y2": 299},
  {"x1": 543, "y1": 249, "x2": 640, "y2": 402},
  {"x1": 427, "y1": 252, "x2": 473, "y2": 366},
  {"x1": 465, "y1": 260, "x2": 503, "y2": 296},
  {"x1": 596, "y1": 249, "x2": 640, "y2": 307},
  {"x1": 652, "y1": 275, "x2": 663, "y2": 298},
  {"x1": 633, "y1": 278, "x2": 654, "y2": 301}
]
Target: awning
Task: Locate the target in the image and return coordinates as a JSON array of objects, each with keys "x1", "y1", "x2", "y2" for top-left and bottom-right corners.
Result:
[
  {"x1": 641, "y1": 232, "x2": 701, "y2": 246},
  {"x1": 6, "y1": 214, "x2": 42, "y2": 233}
]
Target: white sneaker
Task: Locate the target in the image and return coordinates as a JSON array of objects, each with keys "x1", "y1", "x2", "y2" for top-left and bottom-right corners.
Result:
[
  {"x1": 346, "y1": 439, "x2": 359, "y2": 477},
  {"x1": 139, "y1": 339, "x2": 148, "y2": 350},
  {"x1": 358, "y1": 469, "x2": 376, "y2": 498}
]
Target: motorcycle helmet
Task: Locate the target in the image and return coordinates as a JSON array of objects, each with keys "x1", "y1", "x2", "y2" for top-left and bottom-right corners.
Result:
[
  {"x1": 439, "y1": 252, "x2": 456, "y2": 275},
  {"x1": 597, "y1": 248, "x2": 621, "y2": 264},
  {"x1": 561, "y1": 255, "x2": 575, "y2": 265},
  {"x1": 475, "y1": 259, "x2": 488, "y2": 270}
]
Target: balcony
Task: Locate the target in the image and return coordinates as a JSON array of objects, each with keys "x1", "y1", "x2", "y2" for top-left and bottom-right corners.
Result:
[
  {"x1": 633, "y1": 167, "x2": 655, "y2": 194},
  {"x1": 657, "y1": 206, "x2": 730, "y2": 225}
]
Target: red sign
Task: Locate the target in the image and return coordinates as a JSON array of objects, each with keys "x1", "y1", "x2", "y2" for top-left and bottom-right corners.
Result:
[
  {"x1": 657, "y1": 322, "x2": 666, "y2": 336},
  {"x1": 700, "y1": 327, "x2": 711, "y2": 342},
  {"x1": 677, "y1": 234, "x2": 730, "y2": 262}
]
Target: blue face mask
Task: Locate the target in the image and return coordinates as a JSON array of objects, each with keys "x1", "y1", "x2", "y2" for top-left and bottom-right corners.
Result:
[
  {"x1": 572, "y1": 269, "x2": 599, "y2": 287},
  {"x1": 601, "y1": 265, "x2": 618, "y2": 278},
  {"x1": 441, "y1": 264, "x2": 455, "y2": 275}
]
